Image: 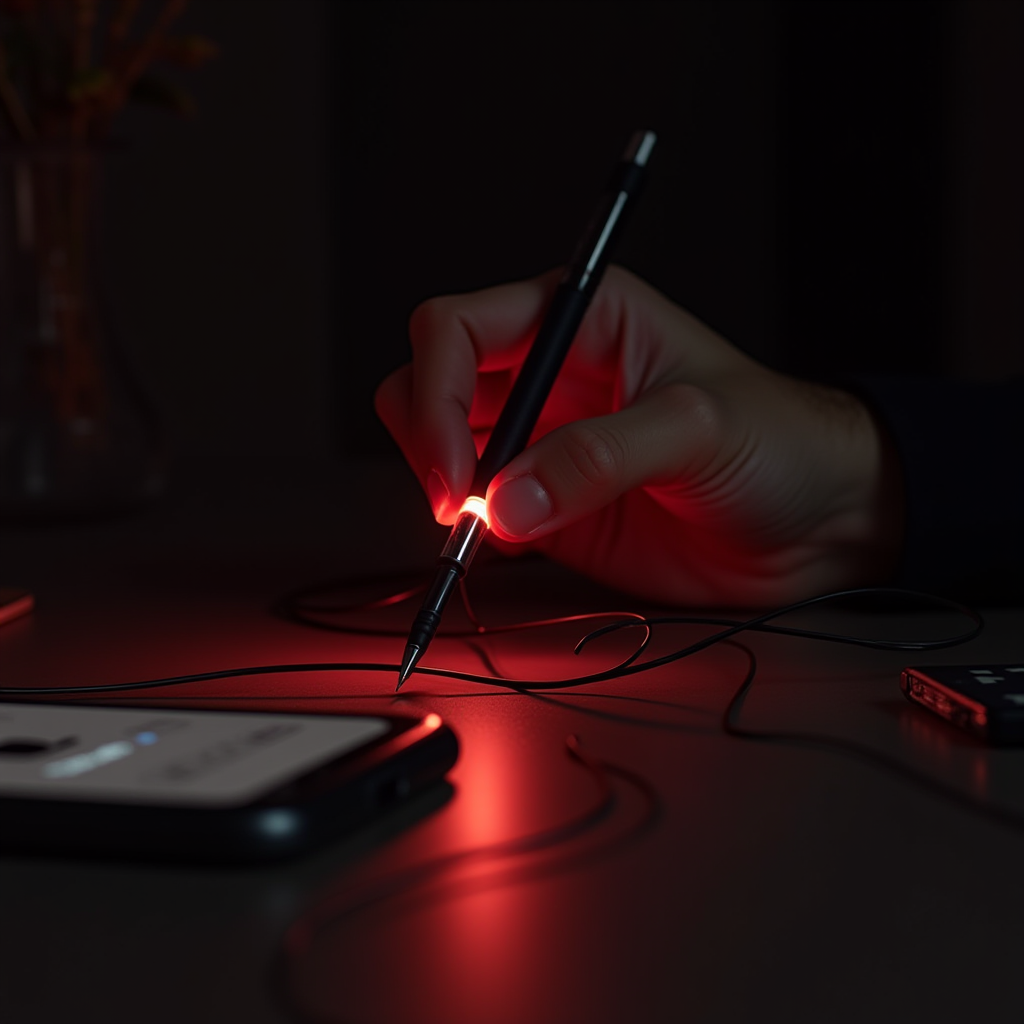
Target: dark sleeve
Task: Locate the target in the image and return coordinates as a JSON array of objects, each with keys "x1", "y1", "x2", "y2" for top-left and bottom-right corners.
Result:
[{"x1": 848, "y1": 376, "x2": 1024, "y2": 605}]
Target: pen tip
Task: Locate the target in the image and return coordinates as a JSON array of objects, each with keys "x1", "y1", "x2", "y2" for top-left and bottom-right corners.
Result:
[{"x1": 396, "y1": 644, "x2": 421, "y2": 691}]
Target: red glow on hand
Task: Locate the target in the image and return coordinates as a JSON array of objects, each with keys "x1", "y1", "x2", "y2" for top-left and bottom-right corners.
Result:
[{"x1": 459, "y1": 495, "x2": 489, "y2": 529}]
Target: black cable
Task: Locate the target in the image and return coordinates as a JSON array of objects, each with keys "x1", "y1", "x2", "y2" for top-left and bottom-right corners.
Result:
[
  {"x1": 1, "y1": 580, "x2": 1015, "y2": 835},
  {"x1": 0, "y1": 587, "x2": 984, "y2": 696}
]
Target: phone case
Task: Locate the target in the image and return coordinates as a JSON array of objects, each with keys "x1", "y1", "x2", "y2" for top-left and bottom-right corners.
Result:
[{"x1": 0, "y1": 705, "x2": 458, "y2": 863}]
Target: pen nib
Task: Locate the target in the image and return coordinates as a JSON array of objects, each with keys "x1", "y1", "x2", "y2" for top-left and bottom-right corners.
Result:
[{"x1": 396, "y1": 644, "x2": 422, "y2": 691}]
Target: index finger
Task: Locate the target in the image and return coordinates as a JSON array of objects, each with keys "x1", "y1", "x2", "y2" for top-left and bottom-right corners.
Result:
[{"x1": 403, "y1": 270, "x2": 562, "y2": 519}]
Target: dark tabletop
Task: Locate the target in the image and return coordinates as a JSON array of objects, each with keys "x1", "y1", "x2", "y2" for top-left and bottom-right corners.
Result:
[{"x1": 2, "y1": 458, "x2": 1022, "y2": 1024}]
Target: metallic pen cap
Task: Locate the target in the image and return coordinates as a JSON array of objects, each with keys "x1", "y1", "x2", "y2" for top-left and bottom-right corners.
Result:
[{"x1": 624, "y1": 130, "x2": 657, "y2": 166}]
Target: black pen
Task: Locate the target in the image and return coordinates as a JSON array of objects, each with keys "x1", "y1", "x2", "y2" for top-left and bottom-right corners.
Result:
[{"x1": 397, "y1": 129, "x2": 657, "y2": 689}]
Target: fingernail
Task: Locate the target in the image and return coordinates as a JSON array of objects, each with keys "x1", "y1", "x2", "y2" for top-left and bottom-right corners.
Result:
[
  {"x1": 489, "y1": 474, "x2": 554, "y2": 537},
  {"x1": 426, "y1": 469, "x2": 449, "y2": 518}
]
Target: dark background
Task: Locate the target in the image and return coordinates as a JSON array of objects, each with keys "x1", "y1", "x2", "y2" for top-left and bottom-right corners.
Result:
[{"x1": 104, "y1": 0, "x2": 1023, "y2": 461}]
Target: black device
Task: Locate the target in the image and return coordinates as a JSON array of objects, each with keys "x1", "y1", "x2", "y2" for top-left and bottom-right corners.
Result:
[
  {"x1": 0, "y1": 703, "x2": 458, "y2": 862},
  {"x1": 901, "y1": 664, "x2": 1024, "y2": 745}
]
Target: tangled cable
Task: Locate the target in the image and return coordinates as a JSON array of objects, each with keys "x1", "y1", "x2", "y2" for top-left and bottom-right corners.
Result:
[{"x1": 0, "y1": 582, "x2": 985, "y2": 696}]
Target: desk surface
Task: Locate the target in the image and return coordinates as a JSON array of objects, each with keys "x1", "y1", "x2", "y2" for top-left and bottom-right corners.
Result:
[{"x1": 2, "y1": 458, "x2": 1023, "y2": 1024}]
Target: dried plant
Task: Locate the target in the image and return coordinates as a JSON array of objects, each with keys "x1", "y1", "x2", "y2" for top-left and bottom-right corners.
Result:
[
  {"x1": 0, "y1": 0, "x2": 216, "y2": 143},
  {"x1": 0, "y1": 3, "x2": 215, "y2": 473}
]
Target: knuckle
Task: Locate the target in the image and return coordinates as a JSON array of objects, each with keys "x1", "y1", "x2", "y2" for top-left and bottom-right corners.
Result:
[
  {"x1": 560, "y1": 424, "x2": 626, "y2": 490},
  {"x1": 602, "y1": 263, "x2": 635, "y2": 291},
  {"x1": 661, "y1": 382, "x2": 724, "y2": 442},
  {"x1": 372, "y1": 378, "x2": 393, "y2": 420},
  {"x1": 408, "y1": 295, "x2": 458, "y2": 350},
  {"x1": 372, "y1": 368, "x2": 404, "y2": 421}
]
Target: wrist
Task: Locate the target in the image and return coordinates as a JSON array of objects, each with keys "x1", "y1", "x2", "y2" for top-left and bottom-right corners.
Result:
[{"x1": 816, "y1": 386, "x2": 906, "y2": 585}]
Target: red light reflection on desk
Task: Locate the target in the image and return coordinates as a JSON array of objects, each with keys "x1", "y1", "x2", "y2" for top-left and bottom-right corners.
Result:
[
  {"x1": 438, "y1": 724, "x2": 533, "y2": 986},
  {"x1": 289, "y1": 715, "x2": 572, "y2": 1023},
  {"x1": 899, "y1": 702, "x2": 990, "y2": 798}
]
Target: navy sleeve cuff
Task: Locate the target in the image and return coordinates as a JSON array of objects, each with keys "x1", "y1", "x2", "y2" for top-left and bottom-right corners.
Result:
[{"x1": 845, "y1": 376, "x2": 1024, "y2": 604}]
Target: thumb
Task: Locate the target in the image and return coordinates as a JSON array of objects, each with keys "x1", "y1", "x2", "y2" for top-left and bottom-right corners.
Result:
[{"x1": 485, "y1": 382, "x2": 726, "y2": 541}]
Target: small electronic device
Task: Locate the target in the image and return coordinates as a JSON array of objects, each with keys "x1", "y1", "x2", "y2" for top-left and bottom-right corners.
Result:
[
  {"x1": 0, "y1": 703, "x2": 458, "y2": 862},
  {"x1": 901, "y1": 664, "x2": 1024, "y2": 745}
]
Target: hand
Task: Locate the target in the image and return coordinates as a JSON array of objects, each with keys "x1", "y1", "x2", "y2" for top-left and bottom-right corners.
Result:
[{"x1": 375, "y1": 266, "x2": 904, "y2": 606}]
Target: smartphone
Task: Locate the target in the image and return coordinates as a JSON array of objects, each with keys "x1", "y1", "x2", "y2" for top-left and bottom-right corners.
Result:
[
  {"x1": 901, "y1": 664, "x2": 1024, "y2": 746},
  {"x1": 0, "y1": 703, "x2": 458, "y2": 863}
]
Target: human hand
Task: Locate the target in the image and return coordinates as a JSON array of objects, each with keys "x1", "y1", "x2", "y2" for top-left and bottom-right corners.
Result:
[{"x1": 375, "y1": 267, "x2": 904, "y2": 607}]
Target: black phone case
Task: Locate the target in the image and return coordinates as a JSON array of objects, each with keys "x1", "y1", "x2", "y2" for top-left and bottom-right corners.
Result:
[
  {"x1": 0, "y1": 711, "x2": 458, "y2": 863},
  {"x1": 901, "y1": 664, "x2": 1024, "y2": 745}
]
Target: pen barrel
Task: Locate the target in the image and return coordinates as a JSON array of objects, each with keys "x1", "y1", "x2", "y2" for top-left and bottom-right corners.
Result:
[
  {"x1": 470, "y1": 136, "x2": 653, "y2": 496},
  {"x1": 472, "y1": 283, "x2": 589, "y2": 494},
  {"x1": 407, "y1": 512, "x2": 488, "y2": 657},
  {"x1": 407, "y1": 564, "x2": 461, "y2": 653},
  {"x1": 403, "y1": 131, "x2": 655, "y2": 669},
  {"x1": 564, "y1": 157, "x2": 650, "y2": 298}
]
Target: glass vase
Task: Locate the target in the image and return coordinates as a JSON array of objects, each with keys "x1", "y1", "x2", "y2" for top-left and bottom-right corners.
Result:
[{"x1": 0, "y1": 145, "x2": 164, "y2": 520}]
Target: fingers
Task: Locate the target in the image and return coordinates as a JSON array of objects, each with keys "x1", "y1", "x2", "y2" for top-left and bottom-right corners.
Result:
[
  {"x1": 375, "y1": 271, "x2": 561, "y2": 523},
  {"x1": 375, "y1": 264, "x2": 745, "y2": 528},
  {"x1": 485, "y1": 382, "x2": 730, "y2": 541}
]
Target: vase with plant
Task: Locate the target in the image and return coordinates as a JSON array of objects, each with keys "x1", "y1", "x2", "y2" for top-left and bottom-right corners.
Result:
[{"x1": 0, "y1": 0, "x2": 214, "y2": 518}]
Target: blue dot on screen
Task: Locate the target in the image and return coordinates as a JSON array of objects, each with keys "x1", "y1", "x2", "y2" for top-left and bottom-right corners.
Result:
[{"x1": 134, "y1": 732, "x2": 159, "y2": 746}]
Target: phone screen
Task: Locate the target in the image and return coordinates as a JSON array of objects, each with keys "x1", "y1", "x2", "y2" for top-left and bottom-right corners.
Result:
[{"x1": 0, "y1": 705, "x2": 390, "y2": 807}]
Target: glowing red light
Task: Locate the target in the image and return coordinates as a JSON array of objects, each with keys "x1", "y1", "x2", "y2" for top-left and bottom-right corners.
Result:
[
  {"x1": 423, "y1": 712, "x2": 442, "y2": 730},
  {"x1": 459, "y1": 495, "x2": 489, "y2": 528}
]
